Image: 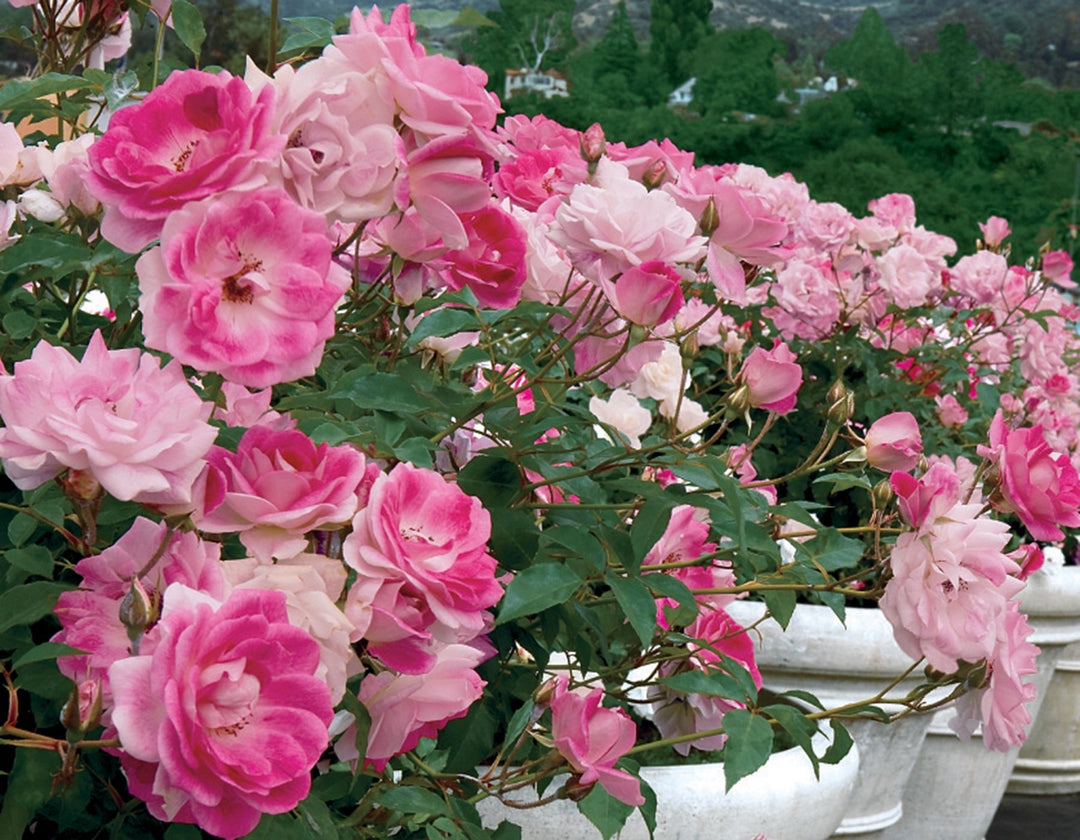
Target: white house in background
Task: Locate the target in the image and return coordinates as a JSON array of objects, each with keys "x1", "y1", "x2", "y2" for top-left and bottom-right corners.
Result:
[
  {"x1": 504, "y1": 68, "x2": 569, "y2": 100},
  {"x1": 668, "y1": 77, "x2": 696, "y2": 107}
]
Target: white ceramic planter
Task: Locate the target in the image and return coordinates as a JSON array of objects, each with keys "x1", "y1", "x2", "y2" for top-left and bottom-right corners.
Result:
[
  {"x1": 881, "y1": 564, "x2": 1080, "y2": 840},
  {"x1": 476, "y1": 731, "x2": 860, "y2": 840},
  {"x1": 725, "y1": 600, "x2": 930, "y2": 840}
]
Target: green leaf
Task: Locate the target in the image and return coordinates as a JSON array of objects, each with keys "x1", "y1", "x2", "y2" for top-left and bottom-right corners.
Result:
[
  {"x1": 0, "y1": 229, "x2": 91, "y2": 274},
  {"x1": 457, "y1": 453, "x2": 522, "y2": 508},
  {"x1": 12, "y1": 642, "x2": 84, "y2": 670},
  {"x1": 333, "y1": 371, "x2": 428, "y2": 412},
  {"x1": 721, "y1": 709, "x2": 774, "y2": 791},
  {"x1": 496, "y1": 563, "x2": 584, "y2": 624},
  {"x1": 376, "y1": 786, "x2": 451, "y2": 817},
  {"x1": 0, "y1": 73, "x2": 95, "y2": 113},
  {"x1": 813, "y1": 472, "x2": 874, "y2": 493},
  {"x1": 103, "y1": 70, "x2": 139, "y2": 111},
  {"x1": 489, "y1": 509, "x2": 540, "y2": 571},
  {"x1": 393, "y1": 436, "x2": 435, "y2": 469},
  {"x1": 171, "y1": 0, "x2": 206, "y2": 60},
  {"x1": 0, "y1": 750, "x2": 61, "y2": 839},
  {"x1": 502, "y1": 698, "x2": 536, "y2": 748},
  {"x1": 0, "y1": 581, "x2": 69, "y2": 634},
  {"x1": 794, "y1": 529, "x2": 866, "y2": 573},
  {"x1": 280, "y1": 16, "x2": 337, "y2": 54},
  {"x1": 4, "y1": 545, "x2": 54, "y2": 577},
  {"x1": 605, "y1": 573, "x2": 657, "y2": 647},
  {"x1": 821, "y1": 720, "x2": 854, "y2": 765},
  {"x1": 490, "y1": 821, "x2": 523, "y2": 840},
  {"x1": 660, "y1": 668, "x2": 747, "y2": 701},
  {"x1": 8, "y1": 510, "x2": 39, "y2": 545},
  {"x1": 765, "y1": 703, "x2": 819, "y2": 777},
  {"x1": 577, "y1": 783, "x2": 634, "y2": 840},
  {"x1": 762, "y1": 588, "x2": 797, "y2": 629},
  {"x1": 164, "y1": 825, "x2": 205, "y2": 840},
  {"x1": 629, "y1": 498, "x2": 674, "y2": 571},
  {"x1": 2, "y1": 309, "x2": 37, "y2": 340},
  {"x1": 642, "y1": 572, "x2": 696, "y2": 625},
  {"x1": 405, "y1": 308, "x2": 482, "y2": 348}
]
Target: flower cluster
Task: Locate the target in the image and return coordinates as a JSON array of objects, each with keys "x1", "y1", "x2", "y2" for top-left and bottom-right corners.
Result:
[{"x1": 1, "y1": 4, "x2": 1079, "y2": 840}]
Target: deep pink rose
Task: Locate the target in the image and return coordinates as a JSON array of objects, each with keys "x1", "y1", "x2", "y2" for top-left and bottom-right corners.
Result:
[
  {"x1": 136, "y1": 186, "x2": 350, "y2": 388},
  {"x1": 53, "y1": 518, "x2": 226, "y2": 696},
  {"x1": 864, "y1": 411, "x2": 922, "y2": 472},
  {"x1": 737, "y1": 341, "x2": 802, "y2": 414},
  {"x1": 342, "y1": 462, "x2": 503, "y2": 673},
  {"x1": 0, "y1": 331, "x2": 216, "y2": 506},
  {"x1": 550, "y1": 674, "x2": 644, "y2": 806},
  {"x1": 193, "y1": 426, "x2": 376, "y2": 562},
  {"x1": 493, "y1": 144, "x2": 587, "y2": 211},
  {"x1": 437, "y1": 204, "x2": 528, "y2": 309},
  {"x1": 605, "y1": 260, "x2": 684, "y2": 326},
  {"x1": 979, "y1": 410, "x2": 1080, "y2": 541},
  {"x1": 109, "y1": 585, "x2": 333, "y2": 840},
  {"x1": 86, "y1": 69, "x2": 283, "y2": 252}
]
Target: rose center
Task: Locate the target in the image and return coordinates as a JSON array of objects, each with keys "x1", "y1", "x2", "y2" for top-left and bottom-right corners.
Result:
[
  {"x1": 172, "y1": 141, "x2": 198, "y2": 173},
  {"x1": 221, "y1": 256, "x2": 263, "y2": 304}
]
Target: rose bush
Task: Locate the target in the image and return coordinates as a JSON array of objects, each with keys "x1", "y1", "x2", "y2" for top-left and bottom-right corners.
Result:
[{"x1": 0, "y1": 4, "x2": 1078, "y2": 840}]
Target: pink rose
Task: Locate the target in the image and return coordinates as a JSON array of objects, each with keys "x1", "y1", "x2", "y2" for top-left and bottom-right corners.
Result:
[
  {"x1": 343, "y1": 462, "x2": 503, "y2": 673},
  {"x1": 0, "y1": 331, "x2": 216, "y2": 506},
  {"x1": 864, "y1": 411, "x2": 922, "y2": 472},
  {"x1": 588, "y1": 389, "x2": 652, "y2": 449},
  {"x1": 868, "y1": 192, "x2": 916, "y2": 234},
  {"x1": 890, "y1": 461, "x2": 962, "y2": 531},
  {"x1": 935, "y1": 394, "x2": 968, "y2": 428},
  {"x1": 109, "y1": 585, "x2": 333, "y2": 840},
  {"x1": 86, "y1": 69, "x2": 283, "y2": 252},
  {"x1": 136, "y1": 186, "x2": 350, "y2": 388},
  {"x1": 737, "y1": 341, "x2": 802, "y2": 414},
  {"x1": 978, "y1": 215, "x2": 1011, "y2": 248},
  {"x1": 53, "y1": 518, "x2": 226, "y2": 696},
  {"x1": 1042, "y1": 250, "x2": 1076, "y2": 288},
  {"x1": 550, "y1": 674, "x2": 644, "y2": 806},
  {"x1": 214, "y1": 382, "x2": 294, "y2": 430},
  {"x1": 437, "y1": 204, "x2": 528, "y2": 308},
  {"x1": 194, "y1": 426, "x2": 376, "y2": 562},
  {"x1": 605, "y1": 260, "x2": 684, "y2": 326},
  {"x1": 979, "y1": 410, "x2": 1080, "y2": 541},
  {"x1": 493, "y1": 144, "x2": 587, "y2": 211}
]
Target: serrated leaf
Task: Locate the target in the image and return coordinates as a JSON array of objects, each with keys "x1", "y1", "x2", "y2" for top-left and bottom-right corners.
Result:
[
  {"x1": 721, "y1": 709, "x2": 773, "y2": 791},
  {"x1": 12, "y1": 642, "x2": 84, "y2": 670},
  {"x1": 104, "y1": 70, "x2": 139, "y2": 111},
  {"x1": 280, "y1": 16, "x2": 336, "y2": 53},
  {"x1": 7, "y1": 512, "x2": 38, "y2": 547},
  {"x1": 171, "y1": 0, "x2": 206, "y2": 60},
  {"x1": 813, "y1": 472, "x2": 874, "y2": 493},
  {"x1": 821, "y1": 720, "x2": 854, "y2": 765},
  {"x1": 333, "y1": 371, "x2": 428, "y2": 412},
  {"x1": 496, "y1": 563, "x2": 584, "y2": 624},
  {"x1": 376, "y1": 786, "x2": 450, "y2": 817},
  {"x1": 660, "y1": 668, "x2": 746, "y2": 701},
  {"x1": 765, "y1": 704, "x2": 819, "y2": 777},
  {"x1": 405, "y1": 307, "x2": 482, "y2": 348},
  {"x1": 2, "y1": 310, "x2": 37, "y2": 340},
  {"x1": 762, "y1": 589, "x2": 797, "y2": 629},
  {"x1": 5, "y1": 545, "x2": 54, "y2": 577},
  {"x1": 605, "y1": 573, "x2": 657, "y2": 647},
  {"x1": 576, "y1": 783, "x2": 634, "y2": 840},
  {"x1": 502, "y1": 698, "x2": 535, "y2": 748},
  {"x1": 794, "y1": 529, "x2": 866, "y2": 573},
  {"x1": 629, "y1": 498, "x2": 674, "y2": 571},
  {"x1": 0, "y1": 73, "x2": 95, "y2": 113},
  {"x1": 0, "y1": 581, "x2": 69, "y2": 634}
]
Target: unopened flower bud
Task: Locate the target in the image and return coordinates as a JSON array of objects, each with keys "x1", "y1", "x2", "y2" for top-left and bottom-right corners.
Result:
[
  {"x1": 119, "y1": 577, "x2": 156, "y2": 651},
  {"x1": 561, "y1": 775, "x2": 593, "y2": 802},
  {"x1": 681, "y1": 330, "x2": 700, "y2": 360},
  {"x1": 826, "y1": 383, "x2": 854, "y2": 425},
  {"x1": 726, "y1": 383, "x2": 752, "y2": 415},
  {"x1": 699, "y1": 196, "x2": 719, "y2": 238},
  {"x1": 871, "y1": 478, "x2": 894, "y2": 509},
  {"x1": 60, "y1": 678, "x2": 102, "y2": 737},
  {"x1": 580, "y1": 123, "x2": 606, "y2": 163},
  {"x1": 62, "y1": 468, "x2": 102, "y2": 502},
  {"x1": 642, "y1": 158, "x2": 667, "y2": 190}
]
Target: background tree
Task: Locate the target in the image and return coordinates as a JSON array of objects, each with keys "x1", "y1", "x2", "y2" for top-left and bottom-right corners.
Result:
[
  {"x1": 690, "y1": 28, "x2": 785, "y2": 117},
  {"x1": 648, "y1": 0, "x2": 712, "y2": 87}
]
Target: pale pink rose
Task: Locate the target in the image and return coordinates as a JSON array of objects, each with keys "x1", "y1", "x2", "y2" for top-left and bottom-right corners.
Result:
[
  {"x1": 737, "y1": 341, "x2": 802, "y2": 414},
  {"x1": 194, "y1": 426, "x2": 376, "y2": 562},
  {"x1": 876, "y1": 243, "x2": 940, "y2": 309},
  {"x1": 606, "y1": 137, "x2": 696, "y2": 184},
  {"x1": 978, "y1": 215, "x2": 1011, "y2": 248},
  {"x1": 796, "y1": 200, "x2": 856, "y2": 251},
  {"x1": 643, "y1": 504, "x2": 734, "y2": 620},
  {"x1": 337, "y1": 641, "x2": 490, "y2": 771},
  {"x1": 53, "y1": 518, "x2": 225, "y2": 696},
  {"x1": 551, "y1": 673, "x2": 644, "y2": 806},
  {"x1": 935, "y1": 394, "x2": 969, "y2": 428},
  {"x1": 881, "y1": 506, "x2": 1023, "y2": 673},
  {"x1": 1042, "y1": 250, "x2": 1076, "y2": 288},
  {"x1": 32, "y1": 133, "x2": 99, "y2": 215},
  {"x1": 864, "y1": 411, "x2": 922, "y2": 472},
  {"x1": 136, "y1": 186, "x2": 350, "y2": 388},
  {"x1": 342, "y1": 462, "x2": 503, "y2": 672},
  {"x1": 436, "y1": 204, "x2": 528, "y2": 308},
  {"x1": 589, "y1": 389, "x2": 652, "y2": 449},
  {"x1": 763, "y1": 258, "x2": 842, "y2": 340},
  {"x1": 604, "y1": 260, "x2": 684, "y2": 326},
  {"x1": 726, "y1": 444, "x2": 777, "y2": 505},
  {"x1": 109, "y1": 585, "x2": 333, "y2": 840},
  {"x1": 724, "y1": 163, "x2": 810, "y2": 222},
  {"x1": 950, "y1": 600, "x2": 1038, "y2": 751},
  {"x1": 978, "y1": 410, "x2": 1080, "y2": 541},
  {"x1": 890, "y1": 460, "x2": 963, "y2": 531},
  {"x1": 630, "y1": 340, "x2": 686, "y2": 408},
  {"x1": 17, "y1": 188, "x2": 63, "y2": 222},
  {"x1": 0, "y1": 120, "x2": 33, "y2": 186},
  {"x1": 949, "y1": 250, "x2": 1009, "y2": 304},
  {"x1": 550, "y1": 157, "x2": 707, "y2": 282},
  {"x1": 1018, "y1": 316, "x2": 1072, "y2": 384},
  {"x1": 515, "y1": 209, "x2": 582, "y2": 304},
  {"x1": 868, "y1": 193, "x2": 916, "y2": 234},
  {"x1": 213, "y1": 382, "x2": 294, "y2": 430},
  {"x1": 649, "y1": 608, "x2": 761, "y2": 756},
  {"x1": 0, "y1": 331, "x2": 215, "y2": 505},
  {"x1": 671, "y1": 397, "x2": 709, "y2": 433},
  {"x1": 86, "y1": 69, "x2": 283, "y2": 253},
  {"x1": 222, "y1": 555, "x2": 358, "y2": 704},
  {"x1": 577, "y1": 335, "x2": 663, "y2": 389},
  {"x1": 0, "y1": 199, "x2": 17, "y2": 251},
  {"x1": 249, "y1": 58, "x2": 401, "y2": 227},
  {"x1": 1010, "y1": 543, "x2": 1045, "y2": 581}
]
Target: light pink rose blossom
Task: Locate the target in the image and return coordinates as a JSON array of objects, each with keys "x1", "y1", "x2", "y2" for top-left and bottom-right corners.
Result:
[
  {"x1": 86, "y1": 69, "x2": 283, "y2": 252},
  {"x1": 213, "y1": 382, "x2": 295, "y2": 430},
  {"x1": 109, "y1": 585, "x2": 333, "y2": 840},
  {"x1": 194, "y1": 426, "x2": 376, "y2": 562},
  {"x1": 978, "y1": 215, "x2": 1011, "y2": 248},
  {"x1": 550, "y1": 673, "x2": 644, "y2": 806},
  {"x1": 978, "y1": 410, "x2": 1080, "y2": 541},
  {"x1": 53, "y1": 518, "x2": 226, "y2": 696},
  {"x1": 864, "y1": 411, "x2": 922, "y2": 472},
  {"x1": 868, "y1": 193, "x2": 916, "y2": 234},
  {"x1": 949, "y1": 250, "x2": 1009, "y2": 304},
  {"x1": 875, "y1": 243, "x2": 940, "y2": 309},
  {"x1": 1041, "y1": 250, "x2": 1076, "y2": 288},
  {"x1": 0, "y1": 331, "x2": 216, "y2": 505},
  {"x1": 343, "y1": 462, "x2": 503, "y2": 673},
  {"x1": 136, "y1": 186, "x2": 350, "y2": 388},
  {"x1": 589, "y1": 389, "x2": 652, "y2": 449},
  {"x1": 890, "y1": 460, "x2": 963, "y2": 531},
  {"x1": 737, "y1": 341, "x2": 802, "y2": 414},
  {"x1": 935, "y1": 394, "x2": 969, "y2": 428},
  {"x1": 763, "y1": 258, "x2": 842, "y2": 339},
  {"x1": 604, "y1": 260, "x2": 684, "y2": 326}
]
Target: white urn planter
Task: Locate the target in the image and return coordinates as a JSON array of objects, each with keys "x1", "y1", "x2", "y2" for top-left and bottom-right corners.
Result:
[
  {"x1": 725, "y1": 600, "x2": 930, "y2": 839},
  {"x1": 476, "y1": 731, "x2": 860, "y2": 840},
  {"x1": 880, "y1": 563, "x2": 1080, "y2": 840}
]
